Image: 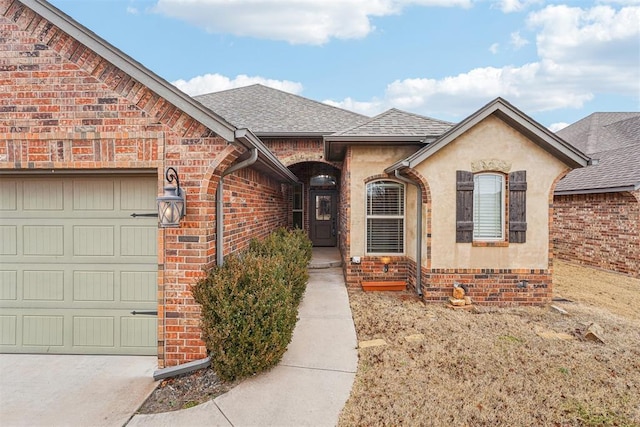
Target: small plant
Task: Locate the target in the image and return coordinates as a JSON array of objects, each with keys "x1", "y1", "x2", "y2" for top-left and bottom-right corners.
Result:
[{"x1": 192, "y1": 228, "x2": 312, "y2": 382}]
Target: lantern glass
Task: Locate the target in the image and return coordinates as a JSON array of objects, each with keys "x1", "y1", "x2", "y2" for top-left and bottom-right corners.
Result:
[{"x1": 157, "y1": 186, "x2": 185, "y2": 228}]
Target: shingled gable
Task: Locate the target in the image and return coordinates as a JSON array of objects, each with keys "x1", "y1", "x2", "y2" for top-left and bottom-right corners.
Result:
[
  {"x1": 385, "y1": 97, "x2": 590, "y2": 173},
  {"x1": 324, "y1": 108, "x2": 455, "y2": 161},
  {"x1": 554, "y1": 113, "x2": 640, "y2": 195},
  {"x1": 18, "y1": 0, "x2": 297, "y2": 183},
  {"x1": 196, "y1": 84, "x2": 369, "y2": 136}
]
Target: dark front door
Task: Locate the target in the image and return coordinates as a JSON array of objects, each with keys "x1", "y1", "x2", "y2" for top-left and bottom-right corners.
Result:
[{"x1": 310, "y1": 190, "x2": 337, "y2": 246}]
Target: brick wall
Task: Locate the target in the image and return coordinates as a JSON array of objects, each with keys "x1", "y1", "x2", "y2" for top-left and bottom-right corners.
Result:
[
  {"x1": 1, "y1": 1, "x2": 291, "y2": 367},
  {"x1": 553, "y1": 190, "x2": 640, "y2": 278},
  {"x1": 422, "y1": 269, "x2": 552, "y2": 306}
]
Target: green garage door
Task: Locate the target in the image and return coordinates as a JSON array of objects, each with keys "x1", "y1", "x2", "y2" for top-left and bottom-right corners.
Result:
[{"x1": 0, "y1": 175, "x2": 158, "y2": 355}]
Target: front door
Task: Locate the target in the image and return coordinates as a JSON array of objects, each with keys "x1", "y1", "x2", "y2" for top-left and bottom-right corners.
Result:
[{"x1": 310, "y1": 190, "x2": 337, "y2": 246}]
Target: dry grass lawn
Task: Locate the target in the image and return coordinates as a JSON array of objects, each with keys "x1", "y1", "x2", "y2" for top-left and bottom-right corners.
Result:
[{"x1": 339, "y1": 261, "x2": 640, "y2": 426}]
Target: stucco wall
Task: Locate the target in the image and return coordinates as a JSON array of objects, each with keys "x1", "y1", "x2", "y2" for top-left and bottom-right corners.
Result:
[
  {"x1": 415, "y1": 115, "x2": 569, "y2": 270},
  {"x1": 348, "y1": 145, "x2": 418, "y2": 259}
]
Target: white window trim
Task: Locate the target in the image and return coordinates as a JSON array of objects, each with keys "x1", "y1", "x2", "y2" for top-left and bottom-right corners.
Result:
[
  {"x1": 365, "y1": 180, "x2": 406, "y2": 255},
  {"x1": 473, "y1": 173, "x2": 505, "y2": 241}
]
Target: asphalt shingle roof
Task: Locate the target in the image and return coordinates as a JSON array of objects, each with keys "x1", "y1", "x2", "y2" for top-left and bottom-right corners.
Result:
[
  {"x1": 195, "y1": 84, "x2": 369, "y2": 135},
  {"x1": 331, "y1": 108, "x2": 454, "y2": 138},
  {"x1": 555, "y1": 113, "x2": 640, "y2": 193}
]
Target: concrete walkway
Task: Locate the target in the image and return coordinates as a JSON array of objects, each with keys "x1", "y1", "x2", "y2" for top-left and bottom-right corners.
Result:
[{"x1": 128, "y1": 248, "x2": 358, "y2": 427}]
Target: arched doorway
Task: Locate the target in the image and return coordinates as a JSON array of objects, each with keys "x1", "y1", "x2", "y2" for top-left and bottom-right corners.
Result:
[{"x1": 288, "y1": 162, "x2": 340, "y2": 247}]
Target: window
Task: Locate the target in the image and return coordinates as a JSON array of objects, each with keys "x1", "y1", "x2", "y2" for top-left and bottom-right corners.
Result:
[
  {"x1": 366, "y1": 180, "x2": 404, "y2": 253},
  {"x1": 473, "y1": 173, "x2": 504, "y2": 240},
  {"x1": 456, "y1": 170, "x2": 528, "y2": 244}
]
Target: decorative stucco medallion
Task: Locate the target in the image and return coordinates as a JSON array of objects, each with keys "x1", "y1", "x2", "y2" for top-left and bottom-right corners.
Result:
[{"x1": 471, "y1": 159, "x2": 512, "y2": 173}]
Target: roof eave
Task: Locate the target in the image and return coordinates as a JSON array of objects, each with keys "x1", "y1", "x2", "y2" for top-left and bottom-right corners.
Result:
[
  {"x1": 555, "y1": 182, "x2": 640, "y2": 195},
  {"x1": 401, "y1": 98, "x2": 591, "y2": 170},
  {"x1": 235, "y1": 129, "x2": 299, "y2": 183},
  {"x1": 324, "y1": 137, "x2": 435, "y2": 162},
  {"x1": 21, "y1": 0, "x2": 237, "y2": 142}
]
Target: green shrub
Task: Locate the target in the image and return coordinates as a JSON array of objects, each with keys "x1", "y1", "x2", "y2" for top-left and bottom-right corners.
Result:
[{"x1": 192, "y1": 228, "x2": 312, "y2": 382}]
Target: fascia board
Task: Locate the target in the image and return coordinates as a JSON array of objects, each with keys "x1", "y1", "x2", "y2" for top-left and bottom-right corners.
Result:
[
  {"x1": 235, "y1": 129, "x2": 299, "y2": 183},
  {"x1": 554, "y1": 183, "x2": 639, "y2": 195},
  {"x1": 22, "y1": 0, "x2": 237, "y2": 142},
  {"x1": 404, "y1": 99, "x2": 590, "y2": 169}
]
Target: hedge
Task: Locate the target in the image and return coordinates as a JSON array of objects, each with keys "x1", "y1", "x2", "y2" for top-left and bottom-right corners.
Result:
[{"x1": 192, "y1": 228, "x2": 312, "y2": 381}]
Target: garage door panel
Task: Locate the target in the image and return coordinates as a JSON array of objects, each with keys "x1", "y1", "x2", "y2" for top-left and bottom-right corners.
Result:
[
  {"x1": 72, "y1": 180, "x2": 115, "y2": 211},
  {"x1": 0, "y1": 316, "x2": 17, "y2": 345},
  {"x1": 0, "y1": 175, "x2": 158, "y2": 356},
  {"x1": 0, "y1": 226, "x2": 17, "y2": 255},
  {"x1": 121, "y1": 317, "x2": 156, "y2": 347},
  {"x1": 23, "y1": 270, "x2": 64, "y2": 301},
  {"x1": 73, "y1": 271, "x2": 114, "y2": 302},
  {"x1": 73, "y1": 316, "x2": 114, "y2": 347},
  {"x1": 0, "y1": 271, "x2": 17, "y2": 300},
  {"x1": 121, "y1": 226, "x2": 157, "y2": 257},
  {"x1": 121, "y1": 271, "x2": 156, "y2": 302},
  {"x1": 23, "y1": 225, "x2": 64, "y2": 255},
  {"x1": 0, "y1": 181, "x2": 17, "y2": 210},
  {"x1": 23, "y1": 180, "x2": 64, "y2": 211},
  {"x1": 23, "y1": 315, "x2": 64, "y2": 346},
  {"x1": 121, "y1": 179, "x2": 157, "y2": 210}
]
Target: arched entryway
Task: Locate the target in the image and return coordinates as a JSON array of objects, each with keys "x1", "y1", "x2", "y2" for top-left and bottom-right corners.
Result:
[{"x1": 288, "y1": 162, "x2": 341, "y2": 247}]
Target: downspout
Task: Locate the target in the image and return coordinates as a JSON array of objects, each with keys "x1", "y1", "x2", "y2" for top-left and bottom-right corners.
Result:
[
  {"x1": 394, "y1": 170, "x2": 423, "y2": 297},
  {"x1": 216, "y1": 148, "x2": 258, "y2": 266}
]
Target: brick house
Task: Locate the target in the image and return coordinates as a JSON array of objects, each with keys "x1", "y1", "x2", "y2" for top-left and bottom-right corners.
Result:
[
  {"x1": 553, "y1": 113, "x2": 639, "y2": 278},
  {"x1": 1, "y1": 0, "x2": 589, "y2": 368}
]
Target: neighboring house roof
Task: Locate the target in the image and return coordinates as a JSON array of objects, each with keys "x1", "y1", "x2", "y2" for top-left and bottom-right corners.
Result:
[
  {"x1": 20, "y1": 0, "x2": 297, "y2": 183},
  {"x1": 325, "y1": 108, "x2": 454, "y2": 160},
  {"x1": 555, "y1": 113, "x2": 640, "y2": 195},
  {"x1": 386, "y1": 97, "x2": 590, "y2": 173},
  {"x1": 195, "y1": 84, "x2": 370, "y2": 137}
]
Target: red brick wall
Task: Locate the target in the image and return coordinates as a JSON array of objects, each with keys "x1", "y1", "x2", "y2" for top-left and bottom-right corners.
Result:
[
  {"x1": 264, "y1": 137, "x2": 324, "y2": 165},
  {"x1": 1, "y1": 2, "x2": 290, "y2": 367},
  {"x1": 553, "y1": 190, "x2": 640, "y2": 278},
  {"x1": 422, "y1": 269, "x2": 552, "y2": 306}
]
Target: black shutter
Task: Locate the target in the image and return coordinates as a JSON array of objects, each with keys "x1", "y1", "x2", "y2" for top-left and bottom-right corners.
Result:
[
  {"x1": 509, "y1": 170, "x2": 527, "y2": 243},
  {"x1": 456, "y1": 170, "x2": 474, "y2": 243}
]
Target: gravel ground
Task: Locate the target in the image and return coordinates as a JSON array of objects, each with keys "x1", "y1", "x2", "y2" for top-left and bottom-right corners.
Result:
[{"x1": 136, "y1": 367, "x2": 235, "y2": 414}]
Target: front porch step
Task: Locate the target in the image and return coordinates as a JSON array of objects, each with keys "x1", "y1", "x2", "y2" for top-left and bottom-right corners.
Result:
[{"x1": 309, "y1": 247, "x2": 342, "y2": 269}]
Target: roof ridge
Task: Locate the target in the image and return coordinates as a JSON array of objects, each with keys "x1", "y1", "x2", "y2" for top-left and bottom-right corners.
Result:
[{"x1": 198, "y1": 84, "x2": 369, "y2": 119}]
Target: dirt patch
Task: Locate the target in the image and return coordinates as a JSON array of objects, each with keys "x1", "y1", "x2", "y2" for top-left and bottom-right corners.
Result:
[
  {"x1": 137, "y1": 368, "x2": 236, "y2": 414},
  {"x1": 339, "y1": 262, "x2": 640, "y2": 426}
]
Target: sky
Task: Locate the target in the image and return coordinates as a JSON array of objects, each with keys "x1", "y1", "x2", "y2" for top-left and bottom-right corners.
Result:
[{"x1": 48, "y1": 0, "x2": 640, "y2": 131}]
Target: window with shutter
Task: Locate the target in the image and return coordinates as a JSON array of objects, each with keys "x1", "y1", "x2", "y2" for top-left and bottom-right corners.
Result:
[
  {"x1": 456, "y1": 170, "x2": 528, "y2": 244},
  {"x1": 473, "y1": 173, "x2": 505, "y2": 240},
  {"x1": 509, "y1": 171, "x2": 527, "y2": 243},
  {"x1": 456, "y1": 171, "x2": 474, "y2": 243},
  {"x1": 366, "y1": 181, "x2": 404, "y2": 254}
]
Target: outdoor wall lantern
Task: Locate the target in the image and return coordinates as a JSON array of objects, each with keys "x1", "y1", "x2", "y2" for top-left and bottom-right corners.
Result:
[
  {"x1": 157, "y1": 167, "x2": 185, "y2": 228},
  {"x1": 381, "y1": 256, "x2": 391, "y2": 273}
]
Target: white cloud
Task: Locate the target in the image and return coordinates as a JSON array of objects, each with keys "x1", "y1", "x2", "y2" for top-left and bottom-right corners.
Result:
[
  {"x1": 549, "y1": 122, "x2": 570, "y2": 132},
  {"x1": 323, "y1": 97, "x2": 385, "y2": 117},
  {"x1": 153, "y1": 0, "x2": 471, "y2": 45},
  {"x1": 489, "y1": 43, "x2": 500, "y2": 54},
  {"x1": 126, "y1": 6, "x2": 139, "y2": 14},
  {"x1": 510, "y1": 31, "x2": 529, "y2": 49},
  {"x1": 324, "y1": 4, "x2": 639, "y2": 119},
  {"x1": 172, "y1": 73, "x2": 303, "y2": 96},
  {"x1": 492, "y1": 0, "x2": 542, "y2": 13}
]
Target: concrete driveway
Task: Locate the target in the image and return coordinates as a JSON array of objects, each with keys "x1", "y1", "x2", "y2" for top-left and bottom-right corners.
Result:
[{"x1": 0, "y1": 354, "x2": 158, "y2": 427}]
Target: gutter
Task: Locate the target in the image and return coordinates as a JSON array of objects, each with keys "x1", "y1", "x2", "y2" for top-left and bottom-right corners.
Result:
[
  {"x1": 216, "y1": 148, "x2": 258, "y2": 266},
  {"x1": 554, "y1": 183, "x2": 640, "y2": 196},
  {"x1": 393, "y1": 170, "x2": 423, "y2": 297}
]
